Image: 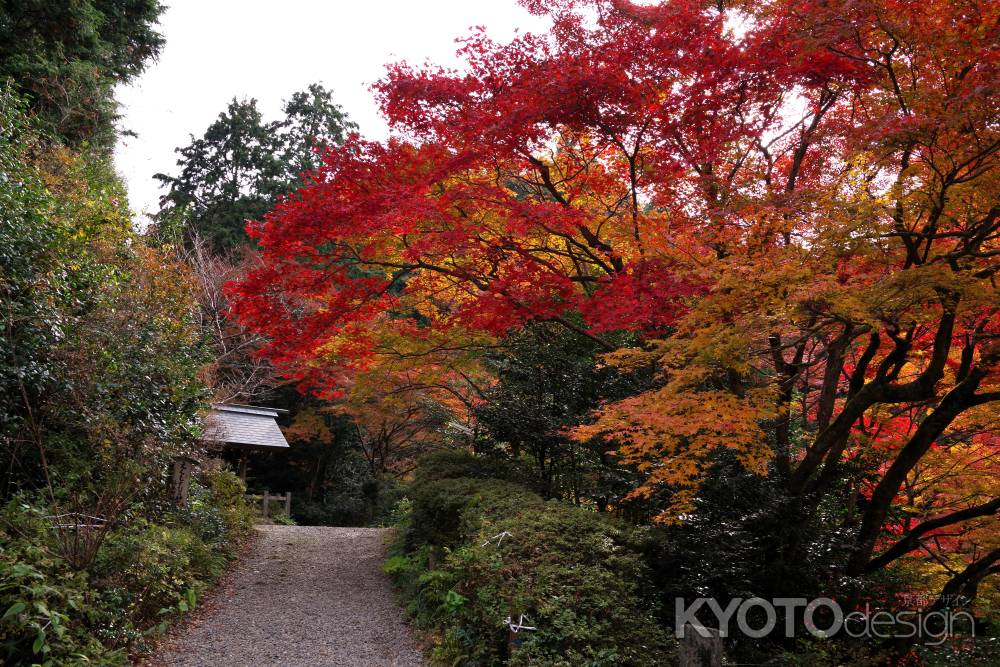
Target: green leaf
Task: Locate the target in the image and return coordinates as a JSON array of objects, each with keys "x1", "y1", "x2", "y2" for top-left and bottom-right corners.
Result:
[
  {"x1": 2, "y1": 601, "x2": 26, "y2": 619},
  {"x1": 33, "y1": 629, "x2": 46, "y2": 654}
]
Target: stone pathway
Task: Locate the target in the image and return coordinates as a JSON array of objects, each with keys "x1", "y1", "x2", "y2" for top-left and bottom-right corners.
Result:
[{"x1": 153, "y1": 526, "x2": 424, "y2": 667}]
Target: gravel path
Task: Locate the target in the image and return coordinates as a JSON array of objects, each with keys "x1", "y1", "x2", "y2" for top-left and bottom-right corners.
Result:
[{"x1": 154, "y1": 525, "x2": 424, "y2": 667}]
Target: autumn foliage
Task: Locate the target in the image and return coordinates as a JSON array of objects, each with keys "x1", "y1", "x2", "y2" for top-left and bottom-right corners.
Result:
[{"x1": 231, "y1": 0, "x2": 1000, "y2": 621}]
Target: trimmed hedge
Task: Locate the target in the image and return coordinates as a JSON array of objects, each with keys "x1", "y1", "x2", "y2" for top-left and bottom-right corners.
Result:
[{"x1": 387, "y1": 450, "x2": 676, "y2": 667}]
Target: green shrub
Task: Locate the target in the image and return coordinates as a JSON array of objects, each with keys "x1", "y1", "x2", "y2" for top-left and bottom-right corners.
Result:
[
  {"x1": 405, "y1": 478, "x2": 498, "y2": 550},
  {"x1": 389, "y1": 458, "x2": 676, "y2": 667},
  {"x1": 94, "y1": 521, "x2": 211, "y2": 628},
  {"x1": 0, "y1": 504, "x2": 121, "y2": 665},
  {"x1": 411, "y1": 450, "x2": 507, "y2": 484},
  {"x1": 0, "y1": 551, "x2": 113, "y2": 666},
  {"x1": 177, "y1": 466, "x2": 253, "y2": 551},
  {"x1": 180, "y1": 482, "x2": 229, "y2": 545},
  {"x1": 0, "y1": 463, "x2": 253, "y2": 665},
  {"x1": 411, "y1": 449, "x2": 538, "y2": 490},
  {"x1": 200, "y1": 460, "x2": 254, "y2": 542}
]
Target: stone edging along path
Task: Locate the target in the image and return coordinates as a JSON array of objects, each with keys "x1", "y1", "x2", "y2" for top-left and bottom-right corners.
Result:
[{"x1": 150, "y1": 525, "x2": 424, "y2": 667}]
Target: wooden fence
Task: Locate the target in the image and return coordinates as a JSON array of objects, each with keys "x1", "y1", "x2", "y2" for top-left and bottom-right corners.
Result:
[{"x1": 244, "y1": 491, "x2": 291, "y2": 518}]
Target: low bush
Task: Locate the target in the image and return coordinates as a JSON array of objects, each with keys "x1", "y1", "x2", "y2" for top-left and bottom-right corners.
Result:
[
  {"x1": 94, "y1": 521, "x2": 216, "y2": 633},
  {"x1": 410, "y1": 450, "x2": 515, "y2": 485},
  {"x1": 387, "y1": 453, "x2": 676, "y2": 666},
  {"x1": 0, "y1": 461, "x2": 253, "y2": 665},
  {"x1": 0, "y1": 546, "x2": 111, "y2": 666},
  {"x1": 184, "y1": 462, "x2": 254, "y2": 546}
]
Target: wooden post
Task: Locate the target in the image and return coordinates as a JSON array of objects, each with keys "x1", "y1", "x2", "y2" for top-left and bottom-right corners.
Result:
[
  {"x1": 427, "y1": 547, "x2": 438, "y2": 570},
  {"x1": 237, "y1": 452, "x2": 248, "y2": 482},
  {"x1": 171, "y1": 459, "x2": 182, "y2": 500},
  {"x1": 284, "y1": 492, "x2": 291, "y2": 516},
  {"x1": 678, "y1": 624, "x2": 723, "y2": 667},
  {"x1": 508, "y1": 629, "x2": 524, "y2": 654},
  {"x1": 262, "y1": 491, "x2": 270, "y2": 517},
  {"x1": 179, "y1": 461, "x2": 192, "y2": 503},
  {"x1": 171, "y1": 458, "x2": 194, "y2": 504}
]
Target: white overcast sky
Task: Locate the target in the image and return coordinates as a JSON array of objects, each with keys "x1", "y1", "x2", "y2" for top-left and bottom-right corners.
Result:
[{"x1": 113, "y1": 0, "x2": 549, "y2": 220}]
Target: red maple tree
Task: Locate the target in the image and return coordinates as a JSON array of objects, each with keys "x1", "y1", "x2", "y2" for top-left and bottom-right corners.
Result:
[{"x1": 231, "y1": 0, "x2": 1000, "y2": 612}]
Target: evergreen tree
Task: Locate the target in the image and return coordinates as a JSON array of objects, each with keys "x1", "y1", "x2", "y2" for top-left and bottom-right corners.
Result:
[
  {"x1": 0, "y1": 0, "x2": 165, "y2": 148},
  {"x1": 154, "y1": 84, "x2": 356, "y2": 252}
]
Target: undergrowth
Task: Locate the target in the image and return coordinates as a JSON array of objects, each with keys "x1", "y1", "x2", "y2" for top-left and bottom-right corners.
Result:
[{"x1": 385, "y1": 450, "x2": 676, "y2": 667}]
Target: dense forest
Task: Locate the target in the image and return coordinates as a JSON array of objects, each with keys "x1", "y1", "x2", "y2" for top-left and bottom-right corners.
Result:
[{"x1": 2, "y1": 0, "x2": 999, "y2": 665}]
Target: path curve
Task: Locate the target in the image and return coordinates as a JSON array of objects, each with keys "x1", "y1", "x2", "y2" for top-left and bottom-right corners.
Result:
[{"x1": 154, "y1": 525, "x2": 424, "y2": 667}]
